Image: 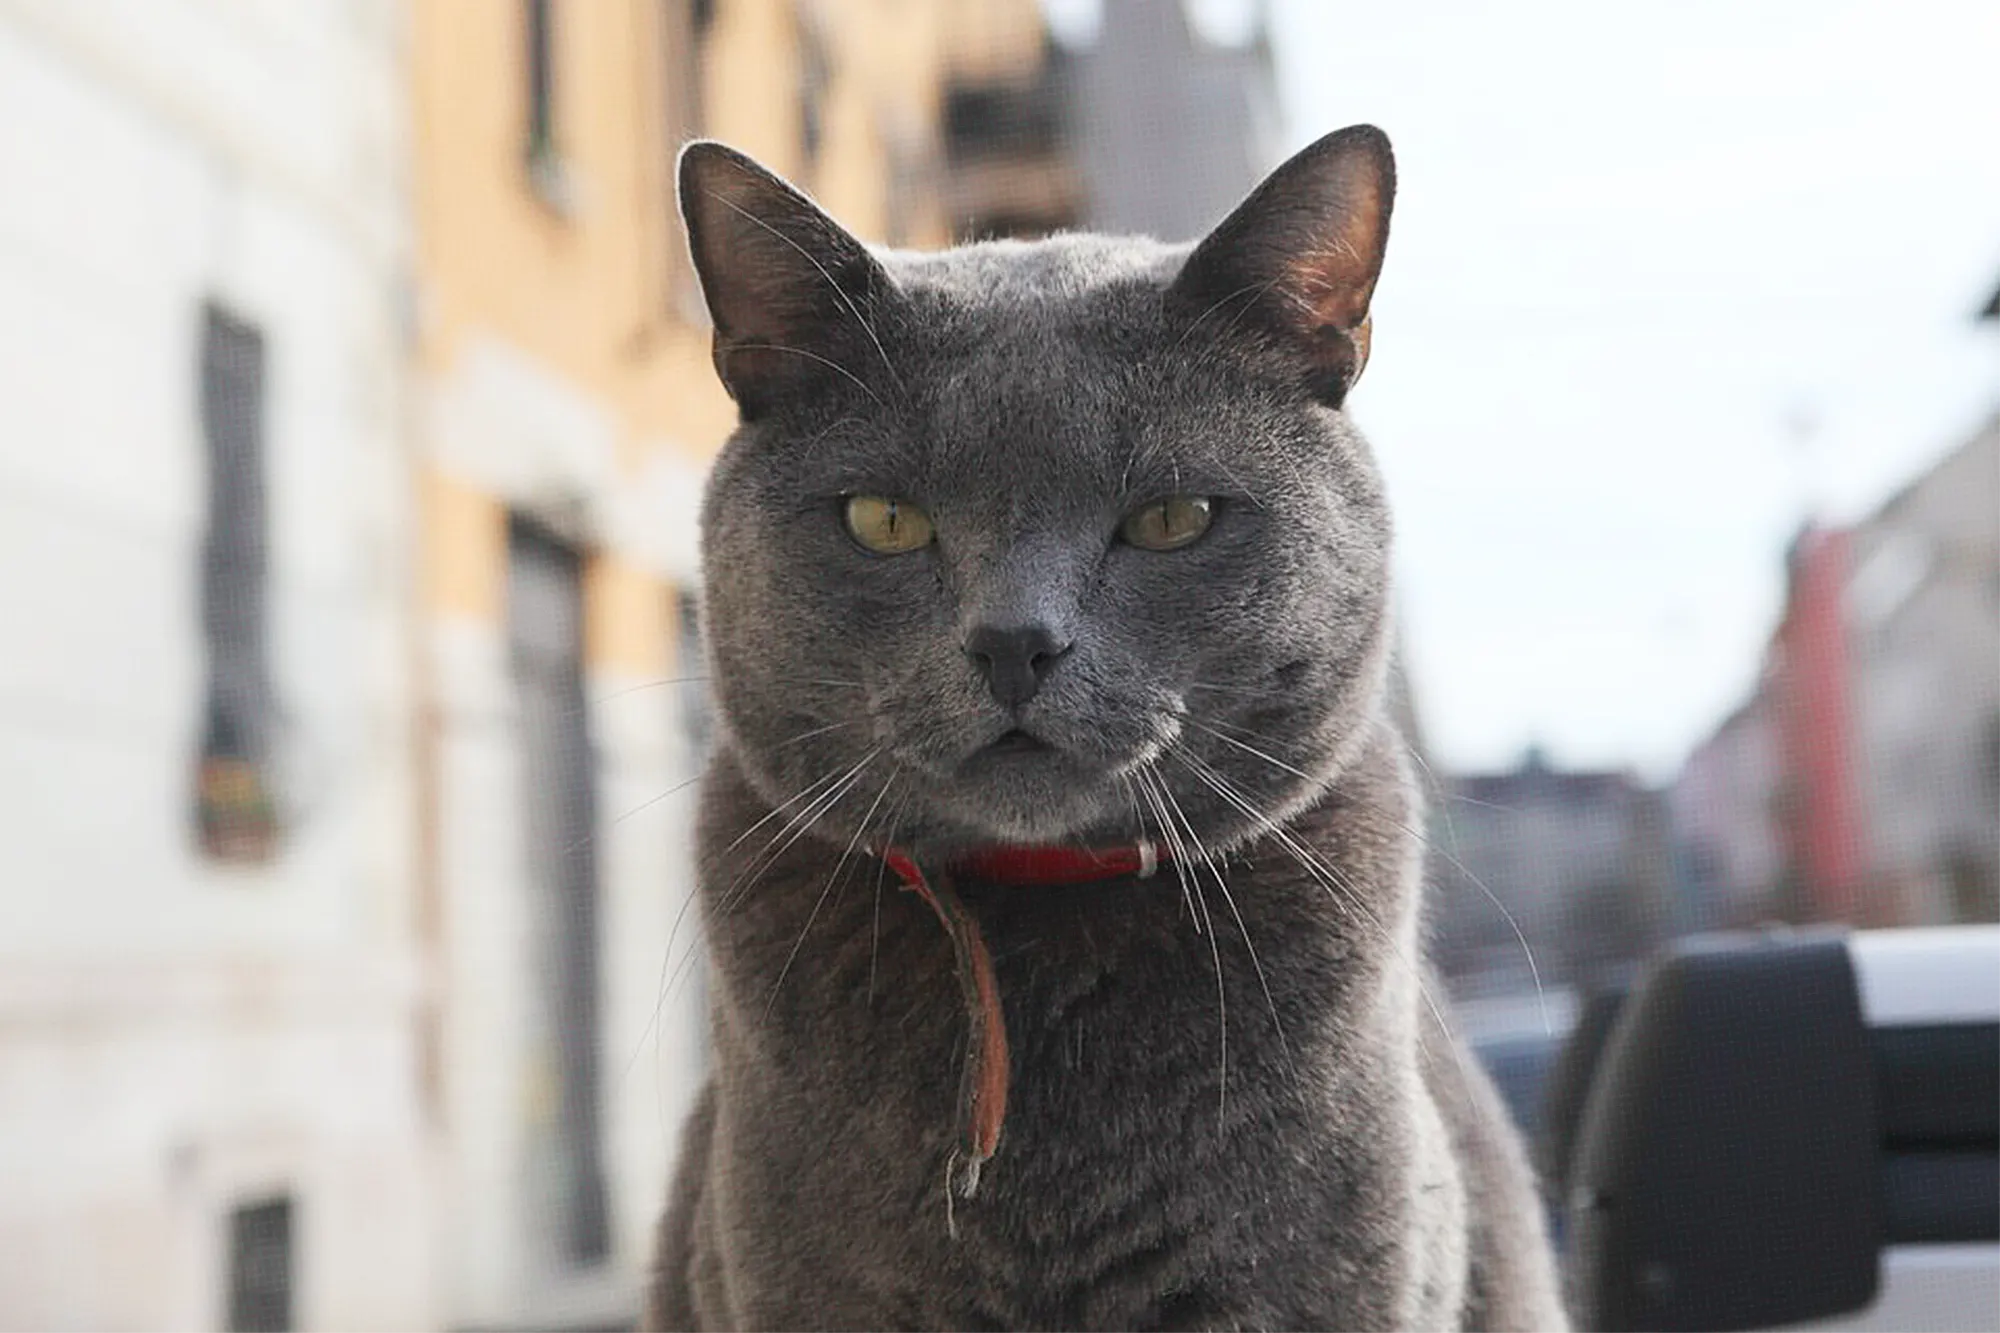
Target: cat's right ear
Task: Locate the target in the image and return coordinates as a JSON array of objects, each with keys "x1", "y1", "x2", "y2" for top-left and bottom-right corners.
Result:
[
  {"x1": 1167, "y1": 125, "x2": 1395, "y2": 406},
  {"x1": 678, "y1": 142, "x2": 899, "y2": 417}
]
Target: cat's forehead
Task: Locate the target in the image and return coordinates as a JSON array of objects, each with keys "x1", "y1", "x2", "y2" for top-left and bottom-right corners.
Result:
[
  {"x1": 772, "y1": 232, "x2": 1303, "y2": 502},
  {"x1": 876, "y1": 232, "x2": 1189, "y2": 306},
  {"x1": 869, "y1": 234, "x2": 1199, "y2": 472}
]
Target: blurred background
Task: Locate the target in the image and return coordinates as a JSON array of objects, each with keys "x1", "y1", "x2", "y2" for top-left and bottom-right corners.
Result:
[{"x1": 0, "y1": 1, "x2": 1993, "y2": 1328}]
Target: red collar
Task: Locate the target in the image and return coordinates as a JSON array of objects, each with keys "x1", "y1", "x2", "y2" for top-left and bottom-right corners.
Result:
[{"x1": 883, "y1": 838, "x2": 1163, "y2": 888}]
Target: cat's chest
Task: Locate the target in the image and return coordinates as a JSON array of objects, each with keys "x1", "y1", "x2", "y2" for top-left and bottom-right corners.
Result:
[
  {"x1": 703, "y1": 845, "x2": 1428, "y2": 1331},
  {"x1": 807, "y1": 891, "x2": 1377, "y2": 1307},
  {"x1": 760, "y1": 869, "x2": 1336, "y2": 1129}
]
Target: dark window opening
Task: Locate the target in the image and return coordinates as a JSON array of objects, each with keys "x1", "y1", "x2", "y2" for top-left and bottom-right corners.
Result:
[
  {"x1": 944, "y1": 73, "x2": 1069, "y2": 163},
  {"x1": 525, "y1": 0, "x2": 557, "y2": 163},
  {"x1": 523, "y1": 0, "x2": 575, "y2": 212},
  {"x1": 796, "y1": 12, "x2": 830, "y2": 169},
  {"x1": 508, "y1": 517, "x2": 610, "y2": 1269},
  {"x1": 666, "y1": 0, "x2": 711, "y2": 137},
  {"x1": 226, "y1": 1195, "x2": 293, "y2": 1333},
  {"x1": 938, "y1": 44, "x2": 1084, "y2": 242},
  {"x1": 195, "y1": 303, "x2": 279, "y2": 864},
  {"x1": 660, "y1": 0, "x2": 710, "y2": 315}
]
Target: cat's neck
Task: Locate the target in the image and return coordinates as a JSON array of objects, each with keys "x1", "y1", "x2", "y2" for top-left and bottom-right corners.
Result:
[{"x1": 694, "y1": 718, "x2": 1424, "y2": 1112}]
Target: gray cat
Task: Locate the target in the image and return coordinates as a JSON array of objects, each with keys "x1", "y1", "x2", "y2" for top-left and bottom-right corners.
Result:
[{"x1": 646, "y1": 125, "x2": 1567, "y2": 1331}]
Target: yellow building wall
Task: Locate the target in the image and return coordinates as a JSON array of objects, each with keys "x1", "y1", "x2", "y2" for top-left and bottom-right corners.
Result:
[
  {"x1": 409, "y1": 0, "x2": 982, "y2": 675},
  {"x1": 411, "y1": 0, "x2": 731, "y2": 471}
]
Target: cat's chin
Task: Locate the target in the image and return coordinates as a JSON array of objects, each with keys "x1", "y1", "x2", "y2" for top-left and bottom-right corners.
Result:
[
  {"x1": 923, "y1": 749, "x2": 1130, "y2": 846},
  {"x1": 947, "y1": 774, "x2": 1101, "y2": 843},
  {"x1": 939, "y1": 802, "x2": 1116, "y2": 847}
]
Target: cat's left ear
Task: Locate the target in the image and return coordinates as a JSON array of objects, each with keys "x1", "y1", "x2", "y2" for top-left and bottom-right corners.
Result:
[
  {"x1": 1168, "y1": 124, "x2": 1395, "y2": 405},
  {"x1": 679, "y1": 142, "x2": 900, "y2": 417}
]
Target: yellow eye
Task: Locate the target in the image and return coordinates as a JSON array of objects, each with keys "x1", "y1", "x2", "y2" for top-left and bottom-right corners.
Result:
[
  {"x1": 844, "y1": 495, "x2": 935, "y2": 554},
  {"x1": 1119, "y1": 496, "x2": 1214, "y2": 551}
]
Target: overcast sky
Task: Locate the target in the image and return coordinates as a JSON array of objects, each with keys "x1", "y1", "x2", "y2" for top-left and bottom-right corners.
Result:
[{"x1": 1235, "y1": 0, "x2": 2000, "y2": 779}]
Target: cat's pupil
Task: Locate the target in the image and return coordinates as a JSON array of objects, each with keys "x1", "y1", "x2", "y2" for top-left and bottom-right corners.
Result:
[{"x1": 844, "y1": 494, "x2": 934, "y2": 554}]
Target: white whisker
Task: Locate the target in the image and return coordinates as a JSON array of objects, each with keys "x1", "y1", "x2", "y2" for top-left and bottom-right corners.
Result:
[
  {"x1": 1194, "y1": 717, "x2": 1550, "y2": 1036},
  {"x1": 1159, "y1": 759, "x2": 1296, "y2": 1081},
  {"x1": 1171, "y1": 742, "x2": 1478, "y2": 1087},
  {"x1": 1149, "y1": 762, "x2": 1230, "y2": 1128},
  {"x1": 764, "y1": 766, "x2": 896, "y2": 1019}
]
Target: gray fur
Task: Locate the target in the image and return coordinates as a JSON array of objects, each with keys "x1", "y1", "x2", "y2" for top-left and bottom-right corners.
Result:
[{"x1": 647, "y1": 128, "x2": 1566, "y2": 1331}]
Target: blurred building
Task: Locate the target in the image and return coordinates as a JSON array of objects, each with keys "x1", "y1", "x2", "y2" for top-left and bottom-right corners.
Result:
[
  {"x1": 1676, "y1": 534, "x2": 1847, "y2": 928},
  {"x1": 1673, "y1": 285, "x2": 2000, "y2": 929},
  {"x1": 0, "y1": 3, "x2": 431, "y2": 1329},
  {"x1": 1844, "y1": 424, "x2": 2000, "y2": 924},
  {"x1": 1430, "y1": 750, "x2": 1673, "y2": 997},
  {"x1": 1067, "y1": 0, "x2": 1279, "y2": 241},
  {"x1": 406, "y1": 3, "x2": 721, "y2": 1324},
  {"x1": 939, "y1": 0, "x2": 1279, "y2": 244},
  {"x1": 1770, "y1": 524, "x2": 1871, "y2": 922},
  {"x1": 939, "y1": 6, "x2": 1084, "y2": 238},
  {"x1": 1670, "y1": 693, "x2": 1782, "y2": 928}
]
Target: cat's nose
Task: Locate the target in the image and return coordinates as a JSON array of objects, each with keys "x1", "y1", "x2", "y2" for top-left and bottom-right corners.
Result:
[{"x1": 965, "y1": 623, "x2": 1072, "y2": 708}]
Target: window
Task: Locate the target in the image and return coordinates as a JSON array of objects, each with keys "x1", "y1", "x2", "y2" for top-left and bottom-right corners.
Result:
[
  {"x1": 796, "y1": 7, "x2": 830, "y2": 170},
  {"x1": 523, "y1": 0, "x2": 574, "y2": 211},
  {"x1": 508, "y1": 517, "x2": 610, "y2": 1268},
  {"x1": 525, "y1": 0, "x2": 556, "y2": 163},
  {"x1": 662, "y1": 0, "x2": 708, "y2": 143},
  {"x1": 658, "y1": 0, "x2": 711, "y2": 316},
  {"x1": 226, "y1": 1194, "x2": 293, "y2": 1332},
  {"x1": 194, "y1": 303, "x2": 279, "y2": 864}
]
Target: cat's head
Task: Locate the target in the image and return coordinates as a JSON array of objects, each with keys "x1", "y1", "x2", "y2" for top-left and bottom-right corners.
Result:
[{"x1": 681, "y1": 127, "x2": 1397, "y2": 854}]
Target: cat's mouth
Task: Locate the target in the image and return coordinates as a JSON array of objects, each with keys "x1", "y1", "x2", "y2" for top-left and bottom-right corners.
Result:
[
  {"x1": 923, "y1": 720, "x2": 1140, "y2": 841},
  {"x1": 968, "y1": 728, "x2": 1058, "y2": 764}
]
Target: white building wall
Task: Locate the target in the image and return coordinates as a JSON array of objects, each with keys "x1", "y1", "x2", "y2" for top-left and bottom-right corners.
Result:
[{"x1": 0, "y1": 2, "x2": 430, "y2": 1327}]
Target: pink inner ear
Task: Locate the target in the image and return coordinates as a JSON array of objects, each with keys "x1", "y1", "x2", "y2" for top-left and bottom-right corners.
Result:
[{"x1": 1279, "y1": 205, "x2": 1383, "y2": 336}]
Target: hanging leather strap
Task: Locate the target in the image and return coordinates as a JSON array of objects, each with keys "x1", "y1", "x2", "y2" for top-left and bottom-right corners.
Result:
[{"x1": 879, "y1": 848, "x2": 1009, "y2": 1201}]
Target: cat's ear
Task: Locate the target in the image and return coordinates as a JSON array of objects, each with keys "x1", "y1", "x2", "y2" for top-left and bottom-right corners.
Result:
[
  {"x1": 678, "y1": 142, "x2": 899, "y2": 417},
  {"x1": 1168, "y1": 124, "x2": 1395, "y2": 405}
]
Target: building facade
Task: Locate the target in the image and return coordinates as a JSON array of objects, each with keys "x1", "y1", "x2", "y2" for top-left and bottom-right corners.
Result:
[
  {"x1": 1844, "y1": 423, "x2": 2000, "y2": 924},
  {"x1": 1770, "y1": 525, "x2": 1872, "y2": 922},
  {"x1": 937, "y1": 0, "x2": 1281, "y2": 245},
  {"x1": 1068, "y1": 0, "x2": 1279, "y2": 242},
  {"x1": 1672, "y1": 292, "x2": 2000, "y2": 931},
  {"x1": 1671, "y1": 694, "x2": 1782, "y2": 929},
  {"x1": 0, "y1": 2, "x2": 431, "y2": 1327}
]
